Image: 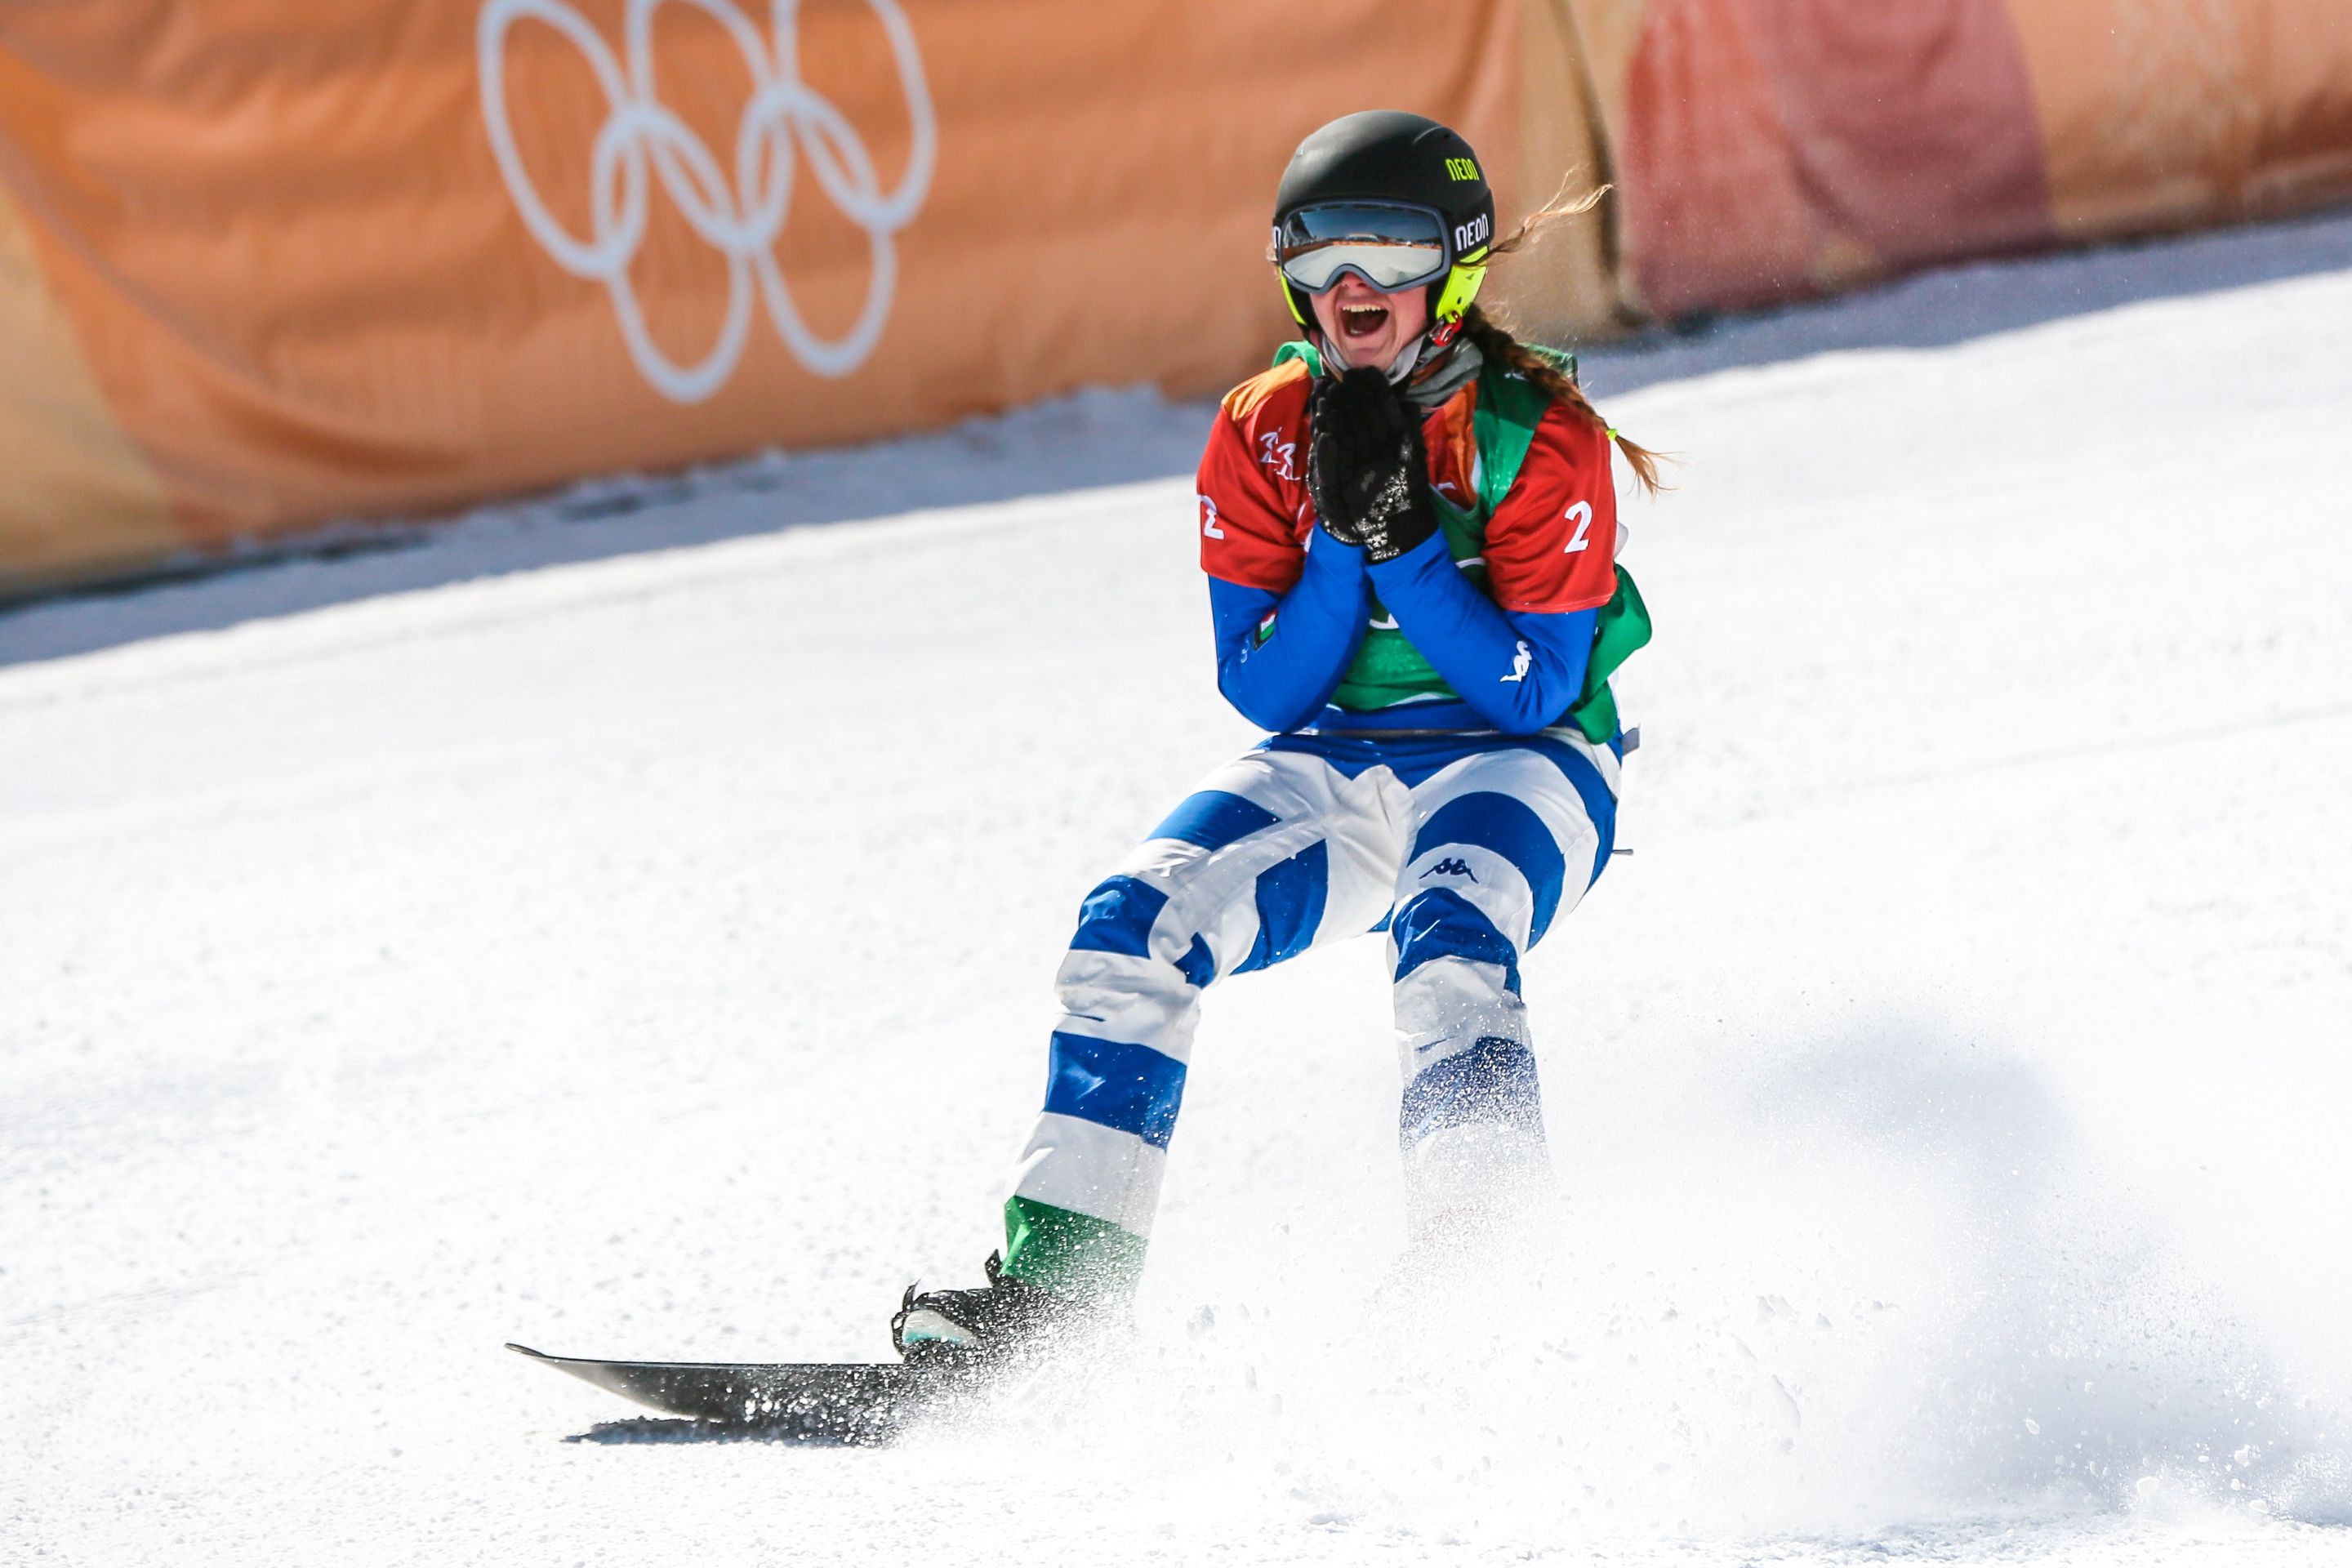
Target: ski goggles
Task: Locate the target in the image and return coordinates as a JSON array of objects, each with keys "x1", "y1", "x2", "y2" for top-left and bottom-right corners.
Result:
[{"x1": 1273, "y1": 202, "x2": 1453, "y2": 294}]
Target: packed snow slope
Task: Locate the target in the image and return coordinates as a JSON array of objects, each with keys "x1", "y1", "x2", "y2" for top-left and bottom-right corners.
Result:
[{"x1": 5, "y1": 219, "x2": 2351, "y2": 1566}]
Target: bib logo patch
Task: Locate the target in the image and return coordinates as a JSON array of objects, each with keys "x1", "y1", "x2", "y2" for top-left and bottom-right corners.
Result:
[{"x1": 1258, "y1": 430, "x2": 1297, "y2": 482}]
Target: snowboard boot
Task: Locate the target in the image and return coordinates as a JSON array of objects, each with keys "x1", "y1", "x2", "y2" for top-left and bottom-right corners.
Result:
[{"x1": 891, "y1": 1250, "x2": 1067, "y2": 1367}]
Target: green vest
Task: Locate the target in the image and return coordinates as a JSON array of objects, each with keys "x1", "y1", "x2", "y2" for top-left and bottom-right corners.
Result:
[{"x1": 1272, "y1": 341, "x2": 1650, "y2": 745}]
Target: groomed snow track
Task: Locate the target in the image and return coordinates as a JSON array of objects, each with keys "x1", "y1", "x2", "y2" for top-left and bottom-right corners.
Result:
[{"x1": 5, "y1": 217, "x2": 2351, "y2": 1566}]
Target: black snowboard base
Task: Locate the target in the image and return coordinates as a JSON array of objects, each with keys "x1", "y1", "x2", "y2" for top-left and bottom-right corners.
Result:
[{"x1": 507, "y1": 1342, "x2": 960, "y2": 1444}]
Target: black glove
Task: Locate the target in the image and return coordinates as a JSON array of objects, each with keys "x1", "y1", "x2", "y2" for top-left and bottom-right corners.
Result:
[{"x1": 1306, "y1": 368, "x2": 1438, "y2": 564}]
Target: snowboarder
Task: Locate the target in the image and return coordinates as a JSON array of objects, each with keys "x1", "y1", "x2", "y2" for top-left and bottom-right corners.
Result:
[{"x1": 894, "y1": 109, "x2": 1661, "y2": 1361}]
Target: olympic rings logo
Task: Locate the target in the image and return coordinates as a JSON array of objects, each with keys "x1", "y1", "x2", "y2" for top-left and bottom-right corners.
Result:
[{"x1": 478, "y1": 0, "x2": 936, "y2": 402}]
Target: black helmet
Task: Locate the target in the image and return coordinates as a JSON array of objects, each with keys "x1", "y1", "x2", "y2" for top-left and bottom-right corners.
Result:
[{"x1": 1271, "y1": 110, "x2": 1495, "y2": 340}]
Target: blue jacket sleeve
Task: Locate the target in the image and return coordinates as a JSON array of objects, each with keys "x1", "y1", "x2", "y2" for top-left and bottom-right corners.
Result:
[
  {"x1": 1365, "y1": 531, "x2": 1597, "y2": 735},
  {"x1": 1208, "y1": 532, "x2": 1370, "y2": 733}
]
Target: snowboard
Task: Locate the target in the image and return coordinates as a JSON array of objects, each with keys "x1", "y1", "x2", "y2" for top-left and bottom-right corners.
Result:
[{"x1": 506, "y1": 1342, "x2": 953, "y2": 1443}]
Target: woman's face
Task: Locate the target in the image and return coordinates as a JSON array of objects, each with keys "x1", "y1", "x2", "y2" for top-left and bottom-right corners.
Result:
[{"x1": 1308, "y1": 273, "x2": 1432, "y2": 372}]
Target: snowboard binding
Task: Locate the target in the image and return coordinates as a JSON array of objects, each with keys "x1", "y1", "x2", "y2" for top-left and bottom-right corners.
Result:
[{"x1": 891, "y1": 1250, "x2": 1067, "y2": 1365}]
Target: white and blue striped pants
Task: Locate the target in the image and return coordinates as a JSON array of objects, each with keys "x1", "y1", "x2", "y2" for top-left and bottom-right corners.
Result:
[{"x1": 1000, "y1": 728, "x2": 1620, "y2": 1295}]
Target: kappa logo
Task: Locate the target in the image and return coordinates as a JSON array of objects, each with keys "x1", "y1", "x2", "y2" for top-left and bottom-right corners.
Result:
[
  {"x1": 478, "y1": 0, "x2": 937, "y2": 402},
  {"x1": 1422, "y1": 857, "x2": 1478, "y2": 881},
  {"x1": 1500, "y1": 638, "x2": 1533, "y2": 684},
  {"x1": 1199, "y1": 493, "x2": 1224, "y2": 540},
  {"x1": 1258, "y1": 430, "x2": 1298, "y2": 482}
]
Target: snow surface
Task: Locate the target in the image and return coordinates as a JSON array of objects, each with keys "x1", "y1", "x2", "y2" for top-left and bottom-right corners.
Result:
[{"x1": 5, "y1": 216, "x2": 2351, "y2": 1566}]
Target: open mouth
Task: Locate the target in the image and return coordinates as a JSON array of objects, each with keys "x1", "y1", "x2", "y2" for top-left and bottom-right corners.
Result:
[{"x1": 1339, "y1": 303, "x2": 1391, "y2": 340}]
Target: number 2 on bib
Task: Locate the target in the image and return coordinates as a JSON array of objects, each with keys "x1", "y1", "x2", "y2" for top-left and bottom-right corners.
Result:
[{"x1": 1562, "y1": 501, "x2": 1592, "y2": 553}]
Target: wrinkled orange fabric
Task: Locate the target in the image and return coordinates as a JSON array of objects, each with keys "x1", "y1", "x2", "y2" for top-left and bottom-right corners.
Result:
[
  {"x1": 1607, "y1": 0, "x2": 2049, "y2": 317},
  {"x1": 1574, "y1": 0, "x2": 2352, "y2": 318}
]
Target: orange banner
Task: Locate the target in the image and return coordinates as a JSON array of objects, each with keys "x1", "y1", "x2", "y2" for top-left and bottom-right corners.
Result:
[
  {"x1": 0, "y1": 1, "x2": 1610, "y2": 595},
  {"x1": 2008, "y1": 0, "x2": 2352, "y2": 239},
  {"x1": 8, "y1": 2, "x2": 2352, "y2": 594},
  {"x1": 1568, "y1": 0, "x2": 2352, "y2": 318}
]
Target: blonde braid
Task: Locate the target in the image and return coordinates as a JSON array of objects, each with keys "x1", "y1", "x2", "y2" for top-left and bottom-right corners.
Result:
[{"x1": 1458, "y1": 305, "x2": 1661, "y2": 496}]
